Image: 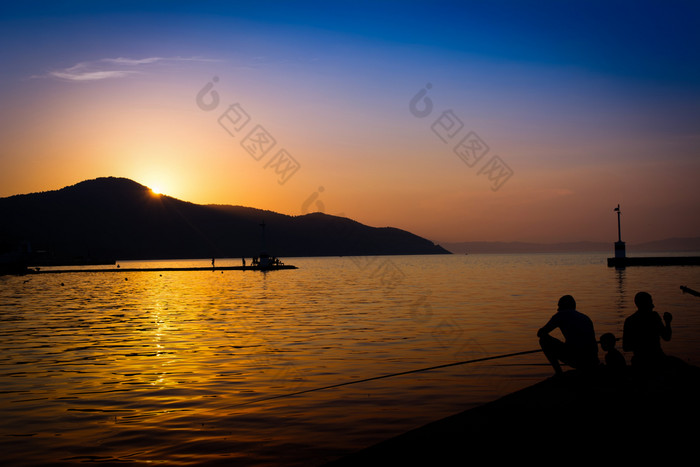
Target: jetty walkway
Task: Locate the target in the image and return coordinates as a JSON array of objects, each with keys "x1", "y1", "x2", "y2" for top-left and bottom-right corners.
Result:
[{"x1": 22, "y1": 265, "x2": 298, "y2": 275}]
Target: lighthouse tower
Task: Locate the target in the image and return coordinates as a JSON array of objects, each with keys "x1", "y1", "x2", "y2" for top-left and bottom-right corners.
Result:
[{"x1": 614, "y1": 205, "x2": 626, "y2": 259}]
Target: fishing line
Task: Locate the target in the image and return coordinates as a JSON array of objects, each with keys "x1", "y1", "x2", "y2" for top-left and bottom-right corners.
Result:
[{"x1": 228, "y1": 348, "x2": 543, "y2": 409}]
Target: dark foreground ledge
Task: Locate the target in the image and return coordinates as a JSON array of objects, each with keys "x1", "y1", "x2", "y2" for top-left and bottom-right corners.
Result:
[{"x1": 326, "y1": 359, "x2": 700, "y2": 464}]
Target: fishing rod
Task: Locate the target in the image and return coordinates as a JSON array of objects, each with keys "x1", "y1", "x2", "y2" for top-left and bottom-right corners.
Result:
[
  {"x1": 681, "y1": 285, "x2": 700, "y2": 298},
  {"x1": 229, "y1": 348, "x2": 543, "y2": 409}
]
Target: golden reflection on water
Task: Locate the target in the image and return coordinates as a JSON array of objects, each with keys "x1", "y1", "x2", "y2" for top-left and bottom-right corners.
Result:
[{"x1": 1, "y1": 254, "x2": 699, "y2": 465}]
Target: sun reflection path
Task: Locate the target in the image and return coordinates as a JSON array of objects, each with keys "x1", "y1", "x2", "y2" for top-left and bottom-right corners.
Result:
[{"x1": 151, "y1": 301, "x2": 168, "y2": 387}]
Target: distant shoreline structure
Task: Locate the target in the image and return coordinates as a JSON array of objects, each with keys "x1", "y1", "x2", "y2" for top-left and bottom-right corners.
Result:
[
  {"x1": 603, "y1": 206, "x2": 700, "y2": 267},
  {"x1": 441, "y1": 238, "x2": 700, "y2": 255},
  {"x1": 607, "y1": 256, "x2": 700, "y2": 267},
  {"x1": 24, "y1": 264, "x2": 298, "y2": 274}
]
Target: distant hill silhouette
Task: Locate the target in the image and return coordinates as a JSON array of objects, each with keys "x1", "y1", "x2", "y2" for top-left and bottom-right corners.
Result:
[
  {"x1": 0, "y1": 177, "x2": 450, "y2": 264},
  {"x1": 442, "y1": 238, "x2": 700, "y2": 254}
]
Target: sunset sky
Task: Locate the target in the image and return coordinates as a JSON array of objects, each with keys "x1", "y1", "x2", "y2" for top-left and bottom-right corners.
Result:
[{"x1": 1, "y1": 1, "x2": 699, "y2": 245}]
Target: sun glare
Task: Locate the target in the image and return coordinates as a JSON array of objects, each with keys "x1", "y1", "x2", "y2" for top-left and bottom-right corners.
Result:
[{"x1": 149, "y1": 185, "x2": 163, "y2": 196}]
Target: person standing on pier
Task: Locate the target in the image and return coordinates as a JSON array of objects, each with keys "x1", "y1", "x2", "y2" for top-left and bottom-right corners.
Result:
[{"x1": 537, "y1": 295, "x2": 600, "y2": 375}]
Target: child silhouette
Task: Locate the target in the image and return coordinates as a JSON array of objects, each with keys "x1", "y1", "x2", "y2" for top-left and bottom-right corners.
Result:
[{"x1": 600, "y1": 333, "x2": 626, "y2": 369}]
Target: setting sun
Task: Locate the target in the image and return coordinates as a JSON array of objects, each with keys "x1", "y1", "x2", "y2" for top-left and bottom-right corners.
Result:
[{"x1": 143, "y1": 174, "x2": 170, "y2": 196}]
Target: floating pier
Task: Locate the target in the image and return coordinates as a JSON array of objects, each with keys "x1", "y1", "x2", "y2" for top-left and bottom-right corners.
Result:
[
  {"x1": 607, "y1": 256, "x2": 700, "y2": 267},
  {"x1": 23, "y1": 265, "x2": 298, "y2": 275},
  {"x1": 605, "y1": 205, "x2": 700, "y2": 267}
]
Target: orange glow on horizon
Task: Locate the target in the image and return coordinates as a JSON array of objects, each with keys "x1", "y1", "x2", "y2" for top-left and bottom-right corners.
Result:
[{"x1": 0, "y1": 43, "x2": 698, "y2": 246}]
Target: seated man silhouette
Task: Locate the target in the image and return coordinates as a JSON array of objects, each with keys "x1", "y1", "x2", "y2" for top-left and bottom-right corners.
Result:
[
  {"x1": 537, "y1": 295, "x2": 599, "y2": 375},
  {"x1": 622, "y1": 292, "x2": 672, "y2": 368}
]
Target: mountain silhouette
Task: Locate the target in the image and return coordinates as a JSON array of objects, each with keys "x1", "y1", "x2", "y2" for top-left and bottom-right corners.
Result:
[{"x1": 0, "y1": 177, "x2": 450, "y2": 264}]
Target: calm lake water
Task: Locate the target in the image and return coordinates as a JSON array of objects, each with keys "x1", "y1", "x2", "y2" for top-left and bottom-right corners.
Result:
[{"x1": 2, "y1": 253, "x2": 700, "y2": 466}]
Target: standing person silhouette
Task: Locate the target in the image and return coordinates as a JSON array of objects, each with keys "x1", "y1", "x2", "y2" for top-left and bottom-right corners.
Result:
[
  {"x1": 622, "y1": 292, "x2": 672, "y2": 368},
  {"x1": 537, "y1": 295, "x2": 599, "y2": 375}
]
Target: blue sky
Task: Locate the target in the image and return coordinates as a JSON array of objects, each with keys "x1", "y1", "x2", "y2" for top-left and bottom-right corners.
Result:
[{"x1": 4, "y1": 1, "x2": 698, "y2": 78}]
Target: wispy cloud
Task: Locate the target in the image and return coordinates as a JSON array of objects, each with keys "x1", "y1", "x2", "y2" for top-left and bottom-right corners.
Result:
[
  {"x1": 42, "y1": 56, "x2": 219, "y2": 82},
  {"x1": 49, "y1": 67, "x2": 139, "y2": 82}
]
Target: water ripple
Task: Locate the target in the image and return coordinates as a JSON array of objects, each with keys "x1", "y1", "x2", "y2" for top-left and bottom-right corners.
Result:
[{"x1": 1, "y1": 255, "x2": 699, "y2": 465}]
